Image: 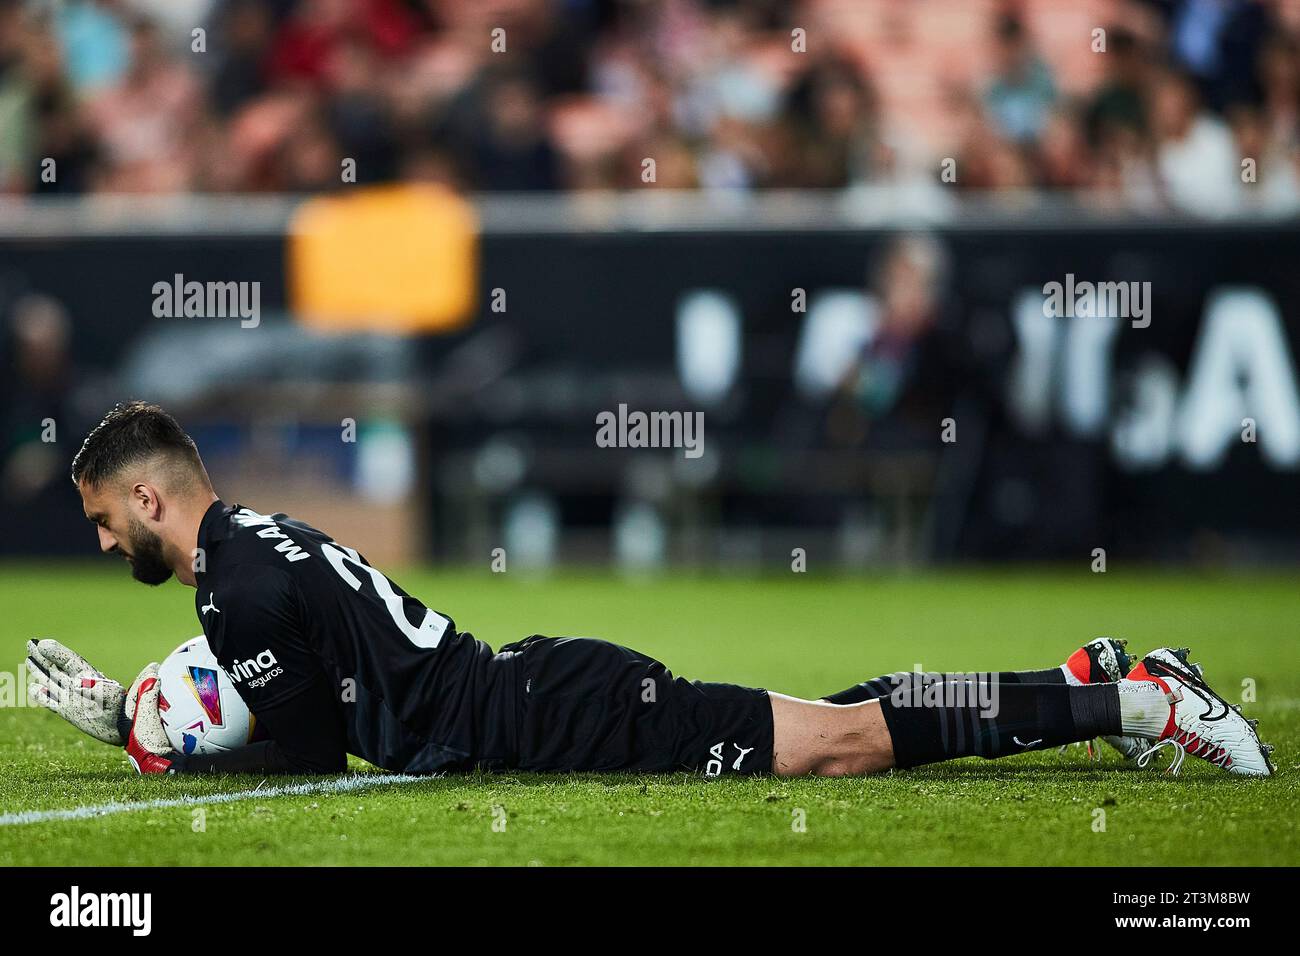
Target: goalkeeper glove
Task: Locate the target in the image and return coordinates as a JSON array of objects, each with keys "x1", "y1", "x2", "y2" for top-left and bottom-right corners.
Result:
[
  {"x1": 25, "y1": 639, "x2": 127, "y2": 745},
  {"x1": 123, "y1": 663, "x2": 185, "y2": 774}
]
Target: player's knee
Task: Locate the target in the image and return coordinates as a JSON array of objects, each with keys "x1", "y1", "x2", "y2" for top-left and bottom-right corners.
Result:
[
  {"x1": 816, "y1": 757, "x2": 856, "y2": 777},
  {"x1": 813, "y1": 754, "x2": 880, "y2": 776},
  {"x1": 814, "y1": 738, "x2": 887, "y2": 776}
]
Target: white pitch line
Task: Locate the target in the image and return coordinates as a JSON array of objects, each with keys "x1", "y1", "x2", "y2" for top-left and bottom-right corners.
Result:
[{"x1": 0, "y1": 773, "x2": 431, "y2": 827}]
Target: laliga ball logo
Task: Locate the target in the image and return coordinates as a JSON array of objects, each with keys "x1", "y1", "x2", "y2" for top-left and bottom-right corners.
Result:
[{"x1": 157, "y1": 636, "x2": 256, "y2": 755}]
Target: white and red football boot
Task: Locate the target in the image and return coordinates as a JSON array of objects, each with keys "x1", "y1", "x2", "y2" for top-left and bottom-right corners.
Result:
[
  {"x1": 1061, "y1": 637, "x2": 1131, "y2": 686},
  {"x1": 1057, "y1": 638, "x2": 1148, "y2": 761},
  {"x1": 1124, "y1": 648, "x2": 1274, "y2": 777},
  {"x1": 1060, "y1": 634, "x2": 1133, "y2": 686}
]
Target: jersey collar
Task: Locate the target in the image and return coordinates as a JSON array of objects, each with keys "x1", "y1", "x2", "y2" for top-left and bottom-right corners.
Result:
[{"x1": 194, "y1": 499, "x2": 232, "y2": 583}]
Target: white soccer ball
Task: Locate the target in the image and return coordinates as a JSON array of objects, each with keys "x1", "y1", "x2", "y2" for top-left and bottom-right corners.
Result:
[{"x1": 157, "y1": 636, "x2": 256, "y2": 756}]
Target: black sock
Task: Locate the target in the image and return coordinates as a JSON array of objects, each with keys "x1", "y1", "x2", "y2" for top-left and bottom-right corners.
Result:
[
  {"x1": 876, "y1": 678, "x2": 1121, "y2": 768},
  {"x1": 822, "y1": 667, "x2": 1066, "y2": 706}
]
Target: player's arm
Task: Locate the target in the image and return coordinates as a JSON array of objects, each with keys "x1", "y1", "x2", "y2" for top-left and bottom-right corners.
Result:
[
  {"x1": 130, "y1": 565, "x2": 348, "y2": 775},
  {"x1": 115, "y1": 660, "x2": 349, "y2": 775},
  {"x1": 23, "y1": 641, "x2": 340, "y2": 773},
  {"x1": 174, "y1": 677, "x2": 348, "y2": 775}
]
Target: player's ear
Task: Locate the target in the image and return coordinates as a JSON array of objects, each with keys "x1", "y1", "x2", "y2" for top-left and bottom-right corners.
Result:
[{"x1": 130, "y1": 481, "x2": 162, "y2": 520}]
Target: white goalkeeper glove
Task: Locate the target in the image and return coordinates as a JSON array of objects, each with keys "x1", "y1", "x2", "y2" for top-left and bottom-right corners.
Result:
[
  {"x1": 25, "y1": 639, "x2": 128, "y2": 745},
  {"x1": 122, "y1": 662, "x2": 181, "y2": 774}
]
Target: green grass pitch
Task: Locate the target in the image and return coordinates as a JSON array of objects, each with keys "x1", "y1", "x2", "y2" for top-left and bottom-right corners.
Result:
[{"x1": 1, "y1": 564, "x2": 1295, "y2": 866}]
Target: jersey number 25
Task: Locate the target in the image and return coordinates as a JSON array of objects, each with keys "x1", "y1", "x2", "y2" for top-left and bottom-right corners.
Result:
[{"x1": 322, "y1": 543, "x2": 451, "y2": 649}]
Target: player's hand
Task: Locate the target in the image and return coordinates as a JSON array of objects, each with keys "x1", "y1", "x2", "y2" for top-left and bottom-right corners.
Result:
[
  {"x1": 25, "y1": 639, "x2": 127, "y2": 746},
  {"x1": 124, "y1": 663, "x2": 183, "y2": 774}
]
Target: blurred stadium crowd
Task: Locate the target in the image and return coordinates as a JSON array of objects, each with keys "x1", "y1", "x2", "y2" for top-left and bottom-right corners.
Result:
[{"x1": 1, "y1": 0, "x2": 1299, "y2": 213}]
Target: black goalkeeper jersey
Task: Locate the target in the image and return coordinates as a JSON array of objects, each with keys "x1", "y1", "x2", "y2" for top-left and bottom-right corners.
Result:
[{"x1": 185, "y1": 500, "x2": 497, "y2": 774}]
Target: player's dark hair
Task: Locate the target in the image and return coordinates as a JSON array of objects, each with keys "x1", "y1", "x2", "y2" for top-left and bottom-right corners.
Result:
[{"x1": 71, "y1": 401, "x2": 206, "y2": 490}]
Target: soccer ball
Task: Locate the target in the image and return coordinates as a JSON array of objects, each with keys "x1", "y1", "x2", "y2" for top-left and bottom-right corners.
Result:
[{"x1": 157, "y1": 636, "x2": 255, "y2": 755}]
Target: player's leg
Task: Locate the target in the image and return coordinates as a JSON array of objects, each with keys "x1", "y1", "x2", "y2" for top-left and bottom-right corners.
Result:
[
  {"x1": 769, "y1": 695, "x2": 894, "y2": 775},
  {"x1": 513, "y1": 638, "x2": 1125, "y2": 777},
  {"x1": 499, "y1": 638, "x2": 1271, "y2": 778},
  {"x1": 504, "y1": 635, "x2": 776, "y2": 775},
  {"x1": 769, "y1": 676, "x2": 1166, "y2": 776},
  {"x1": 820, "y1": 638, "x2": 1130, "y2": 705}
]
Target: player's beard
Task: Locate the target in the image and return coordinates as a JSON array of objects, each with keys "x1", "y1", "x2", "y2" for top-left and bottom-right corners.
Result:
[{"x1": 124, "y1": 516, "x2": 173, "y2": 586}]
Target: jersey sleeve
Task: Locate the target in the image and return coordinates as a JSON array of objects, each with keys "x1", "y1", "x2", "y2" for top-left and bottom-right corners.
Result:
[
  {"x1": 176, "y1": 680, "x2": 348, "y2": 775},
  {"x1": 216, "y1": 564, "x2": 319, "y2": 710},
  {"x1": 186, "y1": 564, "x2": 347, "y2": 774}
]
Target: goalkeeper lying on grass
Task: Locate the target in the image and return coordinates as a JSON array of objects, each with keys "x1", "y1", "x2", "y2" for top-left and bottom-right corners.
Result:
[{"x1": 27, "y1": 402, "x2": 1275, "y2": 779}]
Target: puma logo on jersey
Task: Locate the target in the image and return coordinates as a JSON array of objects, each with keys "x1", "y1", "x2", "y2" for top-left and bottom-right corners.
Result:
[
  {"x1": 201, "y1": 593, "x2": 220, "y2": 615},
  {"x1": 705, "y1": 741, "x2": 755, "y2": 776},
  {"x1": 731, "y1": 743, "x2": 754, "y2": 769}
]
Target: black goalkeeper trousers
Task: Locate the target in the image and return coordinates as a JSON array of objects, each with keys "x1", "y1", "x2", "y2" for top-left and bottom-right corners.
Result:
[{"x1": 472, "y1": 635, "x2": 774, "y2": 776}]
